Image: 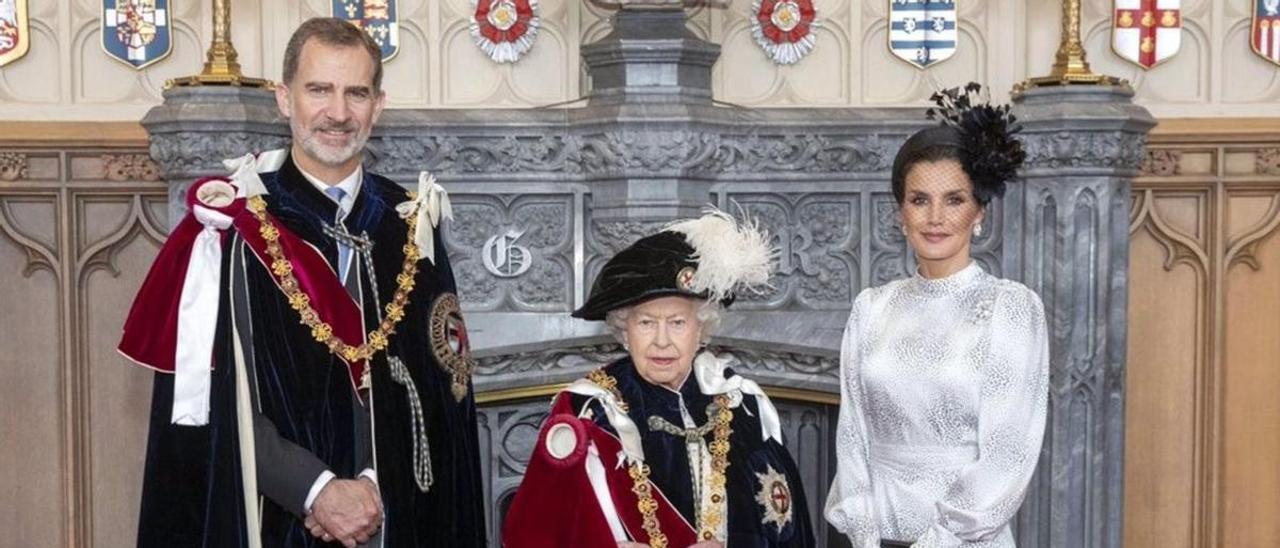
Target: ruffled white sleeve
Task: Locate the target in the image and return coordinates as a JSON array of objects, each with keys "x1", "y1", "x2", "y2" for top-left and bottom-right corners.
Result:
[
  {"x1": 824, "y1": 289, "x2": 881, "y2": 548},
  {"x1": 913, "y1": 284, "x2": 1050, "y2": 547}
]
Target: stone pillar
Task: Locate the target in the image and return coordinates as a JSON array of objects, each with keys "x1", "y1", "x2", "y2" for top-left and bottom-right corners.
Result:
[
  {"x1": 581, "y1": 7, "x2": 719, "y2": 106},
  {"x1": 1009, "y1": 85, "x2": 1154, "y2": 548},
  {"x1": 577, "y1": 5, "x2": 721, "y2": 232},
  {"x1": 142, "y1": 86, "x2": 288, "y2": 227}
]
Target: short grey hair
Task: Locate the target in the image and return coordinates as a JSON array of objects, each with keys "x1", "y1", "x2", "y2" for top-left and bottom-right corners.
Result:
[{"x1": 604, "y1": 299, "x2": 724, "y2": 346}]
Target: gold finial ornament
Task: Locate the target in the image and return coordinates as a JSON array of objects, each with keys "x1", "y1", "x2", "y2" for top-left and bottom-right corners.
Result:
[
  {"x1": 166, "y1": 0, "x2": 271, "y2": 88},
  {"x1": 1016, "y1": 0, "x2": 1129, "y2": 92}
]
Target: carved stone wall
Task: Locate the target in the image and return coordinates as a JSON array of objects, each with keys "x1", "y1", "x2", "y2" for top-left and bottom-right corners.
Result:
[{"x1": 3, "y1": 0, "x2": 1279, "y2": 120}]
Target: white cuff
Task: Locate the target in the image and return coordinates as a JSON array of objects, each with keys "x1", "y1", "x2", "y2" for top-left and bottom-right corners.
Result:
[
  {"x1": 358, "y1": 468, "x2": 378, "y2": 485},
  {"x1": 303, "y1": 470, "x2": 337, "y2": 513}
]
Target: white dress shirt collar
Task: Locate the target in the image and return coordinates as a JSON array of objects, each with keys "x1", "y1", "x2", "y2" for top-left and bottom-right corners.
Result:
[{"x1": 298, "y1": 164, "x2": 363, "y2": 215}]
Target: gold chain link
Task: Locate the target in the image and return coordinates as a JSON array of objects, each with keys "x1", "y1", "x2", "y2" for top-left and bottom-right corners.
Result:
[
  {"x1": 586, "y1": 368, "x2": 733, "y2": 545},
  {"x1": 248, "y1": 195, "x2": 420, "y2": 363}
]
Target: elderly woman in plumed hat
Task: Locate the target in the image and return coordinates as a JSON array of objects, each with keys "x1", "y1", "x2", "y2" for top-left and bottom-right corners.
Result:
[{"x1": 503, "y1": 210, "x2": 816, "y2": 548}]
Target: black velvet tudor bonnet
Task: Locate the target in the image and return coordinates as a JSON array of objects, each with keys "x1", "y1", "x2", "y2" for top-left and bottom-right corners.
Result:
[
  {"x1": 891, "y1": 82, "x2": 1027, "y2": 206},
  {"x1": 572, "y1": 209, "x2": 775, "y2": 321}
]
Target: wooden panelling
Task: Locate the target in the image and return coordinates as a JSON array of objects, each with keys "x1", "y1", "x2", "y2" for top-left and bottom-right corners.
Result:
[
  {"x1": 0, "y1": 137, "x2": 167, "y2": 548},
  {"x1": 0, "y1": 123, "x2": 149, "y2": 148},
  {"x1": 0, "y1": 192, "x2": 66, "y2": 547},
  {"x1": 1220, "y1": 192, "x2": 1280, "y2": 547},
  {"x1": 1126, "y1": 195, "x2": 1206, "y2": 548},
  {"x1": 1126, "y1": 118, "x2": 1280, "y2": 548},
  {"x1": 79, "y1": 191, "x2": 167, "y2": 547}
]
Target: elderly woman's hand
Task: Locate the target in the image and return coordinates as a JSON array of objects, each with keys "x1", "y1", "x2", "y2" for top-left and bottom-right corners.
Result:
[{"x1": 686, "y1": 541, "x2": 724, "y2": 548}]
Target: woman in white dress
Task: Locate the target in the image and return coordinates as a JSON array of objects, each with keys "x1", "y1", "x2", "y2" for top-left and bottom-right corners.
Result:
[{"x1": 824, "y1": 84, "x2": 1049, "y2": 548}]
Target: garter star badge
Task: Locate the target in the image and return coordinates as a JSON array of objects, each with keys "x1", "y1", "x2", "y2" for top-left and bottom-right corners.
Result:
[
  {"x1": 676, "y1": 267, "x2": 697, "y2": 291},
  {"x1": 755, "y1": 464, "x2": 793, "y2": 533},
  {"x1": 101, "y1": 0, "x2": 172, "y2": 69},
  {"x1": 430, "y1": 292, "x2": 476, "y2": 402},
  {"x1": 0, "y1": 0, "x2": 29, "y2": 68}
]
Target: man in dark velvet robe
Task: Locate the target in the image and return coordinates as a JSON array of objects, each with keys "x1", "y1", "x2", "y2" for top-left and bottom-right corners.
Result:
[{"x1": 124, "y1": 17, "x2": 485, "y2": 548}]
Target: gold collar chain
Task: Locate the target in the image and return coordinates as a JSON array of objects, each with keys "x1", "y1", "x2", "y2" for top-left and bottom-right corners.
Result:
[
  {"x1": 586, "y1": 368, "x2": 733, "y2": 546},
  {"x1": 248, "y1": 195, "x2": 420, "y2": 364}
]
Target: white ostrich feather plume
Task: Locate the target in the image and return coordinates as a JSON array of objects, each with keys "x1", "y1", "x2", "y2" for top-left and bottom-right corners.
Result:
[{"x1": 663, "y1": 206, "x2": 776, "y2": 302}]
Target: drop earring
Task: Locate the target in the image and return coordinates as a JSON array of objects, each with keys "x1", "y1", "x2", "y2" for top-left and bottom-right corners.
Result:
[{"x1": 972, "y1": 223, "x2": 983, "y2": 237}]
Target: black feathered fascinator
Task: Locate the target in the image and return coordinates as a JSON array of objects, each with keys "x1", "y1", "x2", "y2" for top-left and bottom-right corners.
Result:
[{"x1": 893, "y1": 82, "x2": 1026, "y2": 205}]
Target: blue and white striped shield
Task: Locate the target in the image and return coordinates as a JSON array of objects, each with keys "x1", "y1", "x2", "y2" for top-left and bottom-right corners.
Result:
[
  {"x1": 101, "y1": 0, "x2": 172, "y2": 69},
  {"x1": 888, "y1": 0, "x2": 957, "y2": 69}
]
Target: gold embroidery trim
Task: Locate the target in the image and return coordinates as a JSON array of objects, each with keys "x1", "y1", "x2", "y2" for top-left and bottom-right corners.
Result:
[
  {"x1": 587, "y1": 368, "x2": 733, "y2": 546},
  {"x1": 248, "y1": 195, "x2": 420, "y2": 364},
  {"x1": 587, "y1": 368, "x2": 629, "y2": 413},
  {"x1": 701, "y1": 394, "x2": 732, "y2": 540}
]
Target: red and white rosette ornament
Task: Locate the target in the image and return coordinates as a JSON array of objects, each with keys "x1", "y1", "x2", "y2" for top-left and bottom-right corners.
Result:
[
  {"x1": 470, "y1": 0, "x2": 539, "y2": 63},
  {"x1": 751, "y1": 0, "x2": 819, "y2": 65}
]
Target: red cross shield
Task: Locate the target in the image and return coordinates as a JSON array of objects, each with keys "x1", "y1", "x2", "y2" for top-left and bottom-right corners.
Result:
[
  {"x1": 1111, "y1": 0, "x2": 1182, "y2": 69},
  {"x1": 1252, "y1": 0, "x2": 1280, "y2": 67}
]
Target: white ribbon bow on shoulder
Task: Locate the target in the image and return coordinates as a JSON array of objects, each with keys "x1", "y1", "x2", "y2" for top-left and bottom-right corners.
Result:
[
  {"x1": 395, "y1": 171, "x2": 453, "y2": 264},
  {"x1": 221, "y1": 149, "x2": 288, "y2": 199},
  {"x1": 694, "y1": 351, "x2": 784, "y2": 445},
  {"x1": 563, "y1": 378, "x2": 646, "y2": 466}
]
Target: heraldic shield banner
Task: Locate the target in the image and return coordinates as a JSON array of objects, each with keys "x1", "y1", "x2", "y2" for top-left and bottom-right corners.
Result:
[
  {"x1": 1112, "y1": 0, "x2": 1181, "y2": 69},
  {"x1": 333, "y1": 0, "x2": 399, "y2": 61},
  {"x1": 0, "y1": 0, "x2": 29, "y2": 67},
  {"x1": 1254, "y1": 0, "x2": 1280, "y2": 67},
  {"x1": 888, "y1": 0, "x2": 957, "y2": 69},
  {"x1": 101, "y1": 0, "x2": 172, "y2": 69}
]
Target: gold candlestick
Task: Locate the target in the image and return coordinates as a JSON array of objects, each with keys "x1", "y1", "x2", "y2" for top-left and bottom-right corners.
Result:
[
  {"x1": 1017, "y1": 0, "x2": 1127, "y2": 91},
  {"x1": 167, "y1": 0, "x2": 270, "y2": 88}
]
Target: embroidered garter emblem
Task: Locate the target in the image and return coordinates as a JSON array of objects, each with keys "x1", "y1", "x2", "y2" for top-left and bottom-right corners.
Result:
[
  {"x1": 676, "y1": 266, "x2": 697, "y2": 291},
  {"x1": 429, "y1": 292, "x2": 476, "y2": 402},
  {"x1": 755, "y1": 464, "x2": 793, "y2": 533}
]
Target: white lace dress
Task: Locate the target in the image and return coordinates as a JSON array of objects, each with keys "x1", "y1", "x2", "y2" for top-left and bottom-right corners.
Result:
[{"x1": 823, "y1": 263, "x2": 1049, "y2": 548}]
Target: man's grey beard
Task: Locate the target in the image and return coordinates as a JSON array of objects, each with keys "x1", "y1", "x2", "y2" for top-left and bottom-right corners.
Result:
[{"x1": 292, "y1": 117, "x2": 369, "y2": 167}]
